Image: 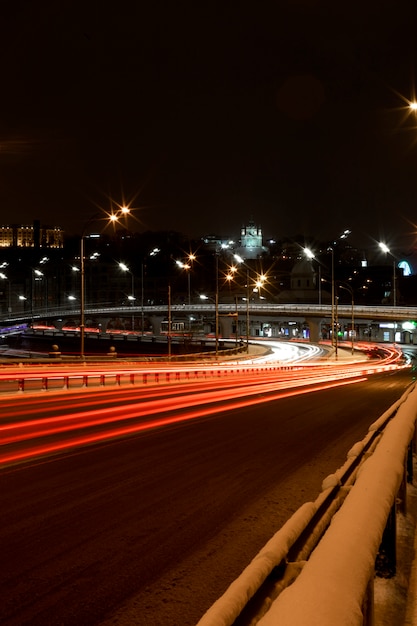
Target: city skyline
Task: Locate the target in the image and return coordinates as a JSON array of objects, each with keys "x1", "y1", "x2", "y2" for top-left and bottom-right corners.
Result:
[{"x1": 1, "y1": 2, "x2": 417, "y2": 249}]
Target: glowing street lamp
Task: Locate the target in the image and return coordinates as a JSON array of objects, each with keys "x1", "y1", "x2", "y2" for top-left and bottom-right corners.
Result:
[
  {"x1": 378, "y1": 242, "x2": 397, "y2": 307},
  {"x1": 175, "y1": 259, "x2": 192, "y2": 305},
  {"x1": 200, "y1": 293, "x2": 219, "y2": 357},
  {"x1": 80, "y1": 209, "x2": 128, "y2": 358},
  {"x1": 0, "y1": 271, "x2": 11, "y2": 314},
  {"x1": 233, "y1": 254, "x2": 250, "y2": 350},
  {"x1": 118, "y1": 262, "x2": 135, "y2": 331}
]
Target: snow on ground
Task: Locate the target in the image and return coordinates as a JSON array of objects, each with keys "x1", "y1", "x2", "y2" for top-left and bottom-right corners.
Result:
[
  {"x1": 197, "y1": 384, "x2": 417, "y2": 626},
  {"x1": 374, "y1": 476, "x2": 417, "y2": 626}
]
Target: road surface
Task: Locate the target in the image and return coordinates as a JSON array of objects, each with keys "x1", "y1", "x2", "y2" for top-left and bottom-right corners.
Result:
[{"x1": 0, "y1": 368, "x2": 413, "y2": 625}]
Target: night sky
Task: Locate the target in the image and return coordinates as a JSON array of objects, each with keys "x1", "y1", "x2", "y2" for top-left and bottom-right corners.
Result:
[{"x1": 1, "y1": 1, "x2": 417, "y2": 250}]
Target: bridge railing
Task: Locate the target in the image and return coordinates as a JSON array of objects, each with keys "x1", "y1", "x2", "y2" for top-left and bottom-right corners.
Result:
[
  {"x1": 196, "y1": 383, "x2": 417, "y2": 626},
  {"x1": 3, "y1": 302, "x2": 417, "y2": 325}
]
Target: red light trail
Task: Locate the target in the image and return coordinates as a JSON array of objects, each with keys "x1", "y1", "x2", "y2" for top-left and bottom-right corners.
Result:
[{"x1": 0, "y1": 343, "x2": 407, "y2": 468}]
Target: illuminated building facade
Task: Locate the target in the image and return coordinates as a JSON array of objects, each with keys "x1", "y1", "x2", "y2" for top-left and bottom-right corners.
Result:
[
  {"x1": 0, "y1": 221, "x2": 64, "y2": 248},
  {"x1": 235, "y1": 217, "x2": 267, "y2": 260}
]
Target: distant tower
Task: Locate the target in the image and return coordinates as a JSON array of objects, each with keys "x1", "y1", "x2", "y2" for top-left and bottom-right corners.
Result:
[{"x1": 236, "y1": 217, "x2": 265, "y2": 259}]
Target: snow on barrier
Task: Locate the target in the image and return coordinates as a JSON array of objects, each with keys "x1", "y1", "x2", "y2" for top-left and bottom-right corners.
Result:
[{"x1": 197, "y1": 383, "x2": 417, "y2": 626}]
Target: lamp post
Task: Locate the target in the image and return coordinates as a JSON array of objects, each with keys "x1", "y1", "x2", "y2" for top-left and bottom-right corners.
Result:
[
  {"x1": 30, "y1": 268, "x2": 44, "y2": 325},
  {"x1": 0, "y1": 272, "x2": 11, "y2": 315},
  {"x1": 119, "y1": 262, "x2": 135, "y2": 330},
  {"x1": 379, "y1": 242, "x2": 398, "y2": 342},
  {"x1": 80, "y1": 209, "x2": 126, "y2": 359},
  {"x1": 337, "y1": 282, "x2": 355, "y2": 355},
  {"x1": 175, "y1": 259, "x2": 192, "y2": 305},
  {"x1": 187, "y1": 253, "x2": 196, "y2": 305},
  {"x1": 233, "y1": 255, "x2": 250, "y2": 351},
  {"x1": 200, "y1": 294, "x2": 219, "y2": 358},
  {"x1": 168, "y1": 284, "x2": 172, "y2": 359},
  {"x1": 141, "y1": 262, "x2": 145, "y2": 336},
  {"x1": 378, "y1": 242, "x2": 396, "y2": 307},
  {"x1": 327, "y1": 247, "x2": 338, "y2": 359}
]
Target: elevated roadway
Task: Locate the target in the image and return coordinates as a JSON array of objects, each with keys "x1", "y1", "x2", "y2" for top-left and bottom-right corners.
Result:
[{"x1": 3, "y1": 303, "x2": 417, "y2": 344}]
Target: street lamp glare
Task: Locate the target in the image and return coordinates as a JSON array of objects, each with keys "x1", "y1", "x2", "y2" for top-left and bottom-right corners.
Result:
[
  {"x1": 379, "y1": 242, "x2": 390, "y2": 254},
  {"x1": 119, "y1": 262, "x2": 129, "y2": 272},
  {"x1": 410, "y1": 102, "x2": 417, "y2": 111},
  {"x1": 304, "y1": 247, "x2": 315, "y2": 259}
]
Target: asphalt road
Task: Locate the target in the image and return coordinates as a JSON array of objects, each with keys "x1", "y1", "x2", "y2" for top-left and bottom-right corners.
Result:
[{"x1": 0, "y1": 369, "x2": 414, "y2": 626}]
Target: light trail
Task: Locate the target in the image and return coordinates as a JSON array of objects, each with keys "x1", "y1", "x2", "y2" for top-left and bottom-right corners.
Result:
[
  {"x1": 0, "y1": 376, "x2": 366, "y2": 467},
  {"x1": 1, "y1": 369, "x2": 370, "y2": 444},
  {"x1": 0, "y1": 341, "x2": 408, "y2": 467}
]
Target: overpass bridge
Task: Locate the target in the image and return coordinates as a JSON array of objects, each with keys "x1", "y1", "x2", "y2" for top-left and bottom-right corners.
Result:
[{"x1": 2, "y1": 302, "x2": 417, "y2": 344}]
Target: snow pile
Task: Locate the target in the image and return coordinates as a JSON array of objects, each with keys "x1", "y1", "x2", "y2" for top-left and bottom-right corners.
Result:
[
  {"x1": 197, "y1": 383, "x2": 417, "y2": 626},
  {"x1": 258, "y1": 384, "x2": 417, "y2": 626},
  {"x1": 196, "y1": 502, "x2": 316, "y2": 626}
]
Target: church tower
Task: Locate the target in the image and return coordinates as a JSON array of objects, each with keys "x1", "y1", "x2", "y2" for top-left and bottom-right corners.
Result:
[{"x1": 236, "y1": 217, "x2": 265, "y2": 259}]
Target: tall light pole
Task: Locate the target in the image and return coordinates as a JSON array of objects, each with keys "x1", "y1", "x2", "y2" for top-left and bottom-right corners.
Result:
[
  {"x1": 232, "y1": 254, "x2": 250, "y2": 351},
  {"x1": 378, "y1": 242, "x2": 396, "y2": 307},
  {"x1": 328, "y1": 247, "x2": 338, "y2": 359},
  {"x1": 141, "y1": 262, "x2": 145, "y2": 336},
  {"x1": 338, "y1": 282, "x2": 355, "y2": 354},
  {"x1": 200, "y1": 293, "x2": 219, "y2": 358},
  {"x1": 31, "y1": 268, "x2": 44, "y2": 325},
  {"x1": 168, "y1": 284, "x2": 172, "y2": 360},
  {"x1": 215, "y1": 254, "x2": 219, "y2": 357},
  {"x1": 246, "y1": 269, "x2": 250, "y2": 350},
  {"x1": 80, "y1": 210, "x2": 125, "y2": 359},
  {"x1": 0, "y1": 272, "x2": 11, "y2": 315},
  {"x1": 175, "y1": 259, "x2": 192, "y2": 306},
  {"x1": 119, "y1": 262, "x2": 135, "y2": 330},
  {"x1": 187, "y1": 253, "x2": 196, "y2": 305}
]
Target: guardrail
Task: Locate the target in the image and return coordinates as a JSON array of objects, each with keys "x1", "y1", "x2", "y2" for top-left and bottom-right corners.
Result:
[
  {"x1": 0, "y1": 361, "x2": 306, "y2": 395},
  {"x1": 197, "y1": 383, "x2": 417, "y2": 626}
]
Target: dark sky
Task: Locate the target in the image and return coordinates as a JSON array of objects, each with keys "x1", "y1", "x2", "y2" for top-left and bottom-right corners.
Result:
[{"x1": 1, "y1": 0, "x2": 417, "y2": 250}]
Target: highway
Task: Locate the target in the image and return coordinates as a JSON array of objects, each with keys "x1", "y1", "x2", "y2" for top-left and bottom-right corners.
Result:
[{"x1": 0, "y1": 345, "x2": 413, "y2": 625}]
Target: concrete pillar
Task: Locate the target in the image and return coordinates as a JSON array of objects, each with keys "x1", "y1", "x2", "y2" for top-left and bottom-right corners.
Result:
[
  {"x1": 306, "y1": 317, "x2": 321, "y2": 343},
  {"x1": 219, "y1": 314, "x2": 235, "y2": 338},
  {"x1": 150, "y1": 315, "x2": 165, "y2": 335}
]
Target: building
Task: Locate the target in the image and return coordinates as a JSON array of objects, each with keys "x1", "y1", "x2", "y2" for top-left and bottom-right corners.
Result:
[
  {"x1": 0, "y1": 221, "x2": 64, "y2": 248},
  {"x1": 235, "y1": 217, "x2": 267, "y2": 260}
]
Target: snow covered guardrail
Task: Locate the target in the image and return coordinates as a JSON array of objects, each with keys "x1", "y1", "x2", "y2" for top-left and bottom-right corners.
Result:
[{"x1": 197, "y1": 383, "x2": 417, "y2": 626}]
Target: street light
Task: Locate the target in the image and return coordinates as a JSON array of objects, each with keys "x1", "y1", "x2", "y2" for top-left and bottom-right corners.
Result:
[
  {"x1": 337, "y1": 282, "x2": 355, "y2": 355},
  {"x1": 80, "y1": 209, "x2": 129, "y2": 358},
  {"x1": 119, "y1": 262, "x2": 135, "y2": 330},
  {"x1": 325, "y1": 246, "x2": 338, "y2": 358},
  {"x1": 187, "y1": 253, "x2": 196, "y2": 305},
  {"x1": 378, "y1": 242, "x2": 396, "y2": 307},
  {"x1": 0, "y1": 272, "x2": 11, "y2": 315},
  {"x1": 303, "y1": 247, "x2": 321, "y2": 304},
  {"x1": 175, "y1": 259, "x2": 192, "y2": 305},
  {"x1": 233, "y1": 255, "x2": 251, "y2": 351},
  {"x1": 200, "y1": 293, "x2": 219, "y2": 358}
]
